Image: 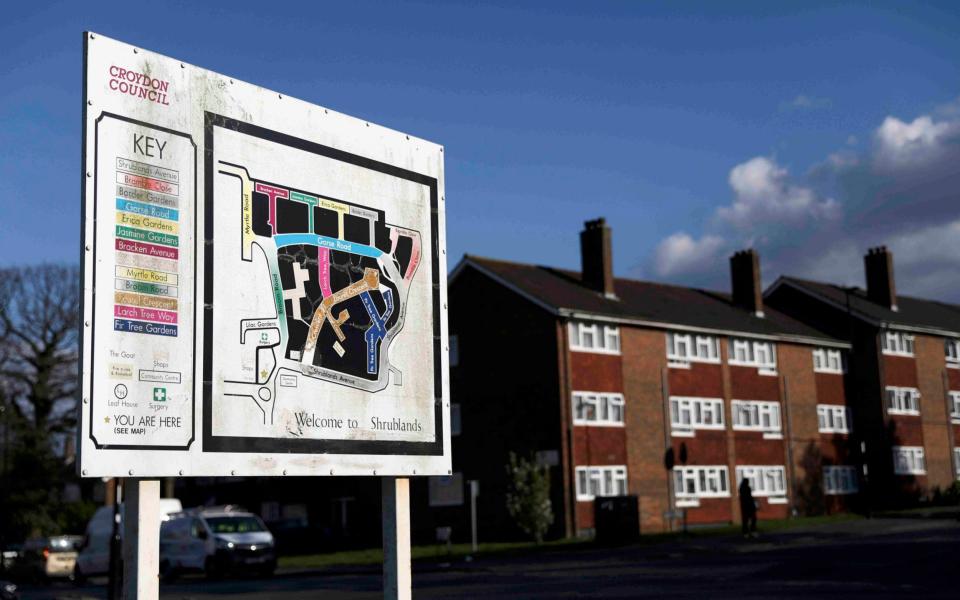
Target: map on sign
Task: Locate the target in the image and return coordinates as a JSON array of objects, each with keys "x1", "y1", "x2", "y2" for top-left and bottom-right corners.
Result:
[
  {"x1": 217, "y1": 162, "x2": 421, "y2": 397},
  {"x1": 205, "y1": 115, "x2": 441, "y2": 455},
  {"x1": 80, "y1": 32, "x2": 449, "y2": 477}
]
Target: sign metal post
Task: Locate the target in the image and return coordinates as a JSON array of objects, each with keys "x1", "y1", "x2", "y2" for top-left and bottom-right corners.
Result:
[
  {"x1": 121, "y1": 479, "x2": 160, "y2": 600},
  {"x1": 382, "y1": 477, "x2": 411, "y2": 600},
  {"x1": 469, "y1": 479, "x2": 479, "y2": 553}
]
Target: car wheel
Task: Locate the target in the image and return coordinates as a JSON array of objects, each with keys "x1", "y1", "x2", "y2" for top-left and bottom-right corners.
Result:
[
  {"x1": 204, "y1": 557, "x2": 222, "y2": 580},
  {"x1": 159, "y1": 559, "x2": 177, "y2": 583}
]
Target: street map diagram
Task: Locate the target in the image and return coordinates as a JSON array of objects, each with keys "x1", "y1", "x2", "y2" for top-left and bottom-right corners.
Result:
[{"x1": 216, "y1": 161, "x2": 422, "y2": 424}]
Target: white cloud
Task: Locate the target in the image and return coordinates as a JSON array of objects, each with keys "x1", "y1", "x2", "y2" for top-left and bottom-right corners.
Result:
[
  {"x1": 653, "y1": 232, "x2": 725, "y2": 278},
  {"x1": 874, "y1": 115, "x2": 960, "y2": 167},
  {"x1": 717, "y1": 156, "x2": 840, "y2": 228},
  {"x1": 641, "y1": 100, "x2": 960, "y2": 301}
]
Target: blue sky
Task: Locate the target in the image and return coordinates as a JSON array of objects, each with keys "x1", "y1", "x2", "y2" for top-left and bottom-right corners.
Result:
[{"x1": 2, "y1": 1, "x2": 960, "y2": 298}]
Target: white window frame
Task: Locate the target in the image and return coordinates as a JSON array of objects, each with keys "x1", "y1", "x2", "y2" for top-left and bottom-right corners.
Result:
[
  {"x1": 892, "y1": 446, "x2": 925, "y2": 475},
  {"x1": 954, "y1": 448, "x2": 960, "y2": 479},
  {"x1": 575, "y1": 465, "x2": 628, "y2": 501},
  {"x1": 881, "y1": 330, "x2": 915, "y2": 357},
  {"x1": 731, "y1": 400, "x2": 782, "y2": 435},
  {"x1": 735, "y1": 465, "x2": 787, "y2": 499},
  {"x1": 950, "y1": 392, "x2": 960, "y2": 423},
  {"x1": 728, "y1": 337, "x2": 777, "y2": 374},
  {"x1": 817, "y1": 404, "x2": 852, "y2": 434},
  {"x1": 823, "y1": 465, "x2": 859, "y2": 495},
  {"x1": 673, "y1": 466, "x2": 730, "y2": 500},
  {"x1": 669, "y1": 396, "x2": 725, "y2": 436},
  {"x1": 569, "y1": 321, "x2": 621, "y2": 354},
  {"x1": 946, "y1": 339, "x2": 960, "y2": 368},
  {"x1": 572, "y1": 392, "x2": 625, "y2": 426},
  {"x1": 885, "y1": 386, "x2": 921, "y2": 416},
  {"x1": 812, "y1": 348, "x2": 845, "y2": 374},
  {"x1": 666, "y1": 332, "x2": 720, "y2": 366}
]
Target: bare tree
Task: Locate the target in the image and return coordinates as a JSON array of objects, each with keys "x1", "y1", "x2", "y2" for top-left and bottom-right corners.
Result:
[{"x1": 0, "y1": 264, "x2": 79, "y2": 446}]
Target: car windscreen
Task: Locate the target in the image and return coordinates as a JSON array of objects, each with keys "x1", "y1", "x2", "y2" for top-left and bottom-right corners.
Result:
[{"x1": 204, "y1": 516, "x2": 266, "y2": 534}]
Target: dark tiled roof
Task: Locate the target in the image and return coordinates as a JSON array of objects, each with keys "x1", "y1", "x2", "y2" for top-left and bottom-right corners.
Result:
[
  {"x1": 458, "y1": 255, "x2": 844, "y2": 345},
  {"x1": 775, "y1": 277, "x2": 960, "y2": 335}
]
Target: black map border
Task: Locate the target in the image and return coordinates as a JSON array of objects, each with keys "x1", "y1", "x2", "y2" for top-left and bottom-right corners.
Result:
[{"x1": 203, "y1": 112, "x2": 444, "y2": 457}]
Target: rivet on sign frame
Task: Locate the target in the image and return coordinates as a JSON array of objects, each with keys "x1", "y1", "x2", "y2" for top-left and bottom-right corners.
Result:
[
  {"x1": 128, "y1": 469, "x2": 134, "y2": 476},
  {"x1": 282, "y1": 470, "x2": 287, "y2": 476},
  {"x1": 83, "y1": 398, "x2": 88, "y2": 404},
  {"x1": 448, "y1": 470, "x2": 452, "y2": 475},
  {"x1": 180, "y1": 63, "x2": 185, "y2": 69},
  {"x1": 89, "y1": 33, "x2": 95, "y2": 39},
  {"x1": 178, "y1": 470, "x2": 184, "y2": 476},
  {"x1": 87, "y1": 100, "x2": 93, "y2": 106},
  {"x1": 413, "y1": 469, "x2": 417, "y2": 475},
  {"x1": 230, "y1": 79, "x2": 234, "y2": 84},
  {"x1": 373, "y1": 470, "x2": 377, "y2": 476},
  {"x1": 330, "y1": 469, "x2": 335, "y2": 475},
  {"x1": 84, "y1": 321, "x2": 90, "y2": 327},
  {"x1": 405, "y1": 135, "x2": 410, "y2": 140},
  {"x1": 86, "y1": 172, "x2": 92, "y2": 178},
  {"x1": 324, "y1": 109, "x2": 328, "y2": 114},
  {"x1": 278, "y1": 94, "x2": 283, "y2": 99},
  {"x1": 133, "y1": 48, "x2": 138, "y2": 54},
  {"x1": 85, "y1": 245, "x2": 91, "y2": 251},
  {"x1": 231, "y1": 470, "x2": 236, "y2": 476},
  {"x1": 82, "y1": 470, "x2": 88, "y2": 476}
]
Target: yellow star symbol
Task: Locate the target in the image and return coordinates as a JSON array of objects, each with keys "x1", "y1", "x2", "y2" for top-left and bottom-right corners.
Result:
[
  {"x1": 104, "y1": 416, "x2": 110, "y2": 423},
  {"x1": 260, "y1": 369, "x2": 268, "y2": 380}
]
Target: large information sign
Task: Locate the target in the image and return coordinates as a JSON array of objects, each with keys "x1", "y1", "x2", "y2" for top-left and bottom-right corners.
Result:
[{"x1": 79, "y1": 32, "x2": 450, "y2": 477}]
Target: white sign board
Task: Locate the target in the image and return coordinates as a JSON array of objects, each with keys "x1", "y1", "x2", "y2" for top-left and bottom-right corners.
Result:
[{"x1": 79, "y1": 32, "x2": 450, "y2": 477}]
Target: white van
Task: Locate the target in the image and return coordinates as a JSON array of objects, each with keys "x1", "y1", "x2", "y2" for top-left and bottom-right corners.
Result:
[
  {"x1": 159, "y1": 506, "x2": 275, "y2": 579},
  {"x1": 74, "y1": 498, "x2": 182, "y2": 581}
]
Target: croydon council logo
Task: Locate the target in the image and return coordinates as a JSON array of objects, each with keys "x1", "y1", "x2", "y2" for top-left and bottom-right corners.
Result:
[{"x1": 107, "y1": 65, "x2": 171, "y2": 106}]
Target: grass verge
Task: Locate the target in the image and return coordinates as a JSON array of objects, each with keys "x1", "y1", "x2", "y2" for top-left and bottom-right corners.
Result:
[{"x1": 278, "y1": 512, "x2": 863, "y2": 571}]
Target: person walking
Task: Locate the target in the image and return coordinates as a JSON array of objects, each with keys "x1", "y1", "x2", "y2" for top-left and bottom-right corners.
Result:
[{"x1": 739, "y1": 478, "x2": 758, "y2": 538}]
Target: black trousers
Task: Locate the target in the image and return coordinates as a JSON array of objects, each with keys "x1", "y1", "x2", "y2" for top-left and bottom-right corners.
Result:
[{"x1": 741, "y1": 510, "x2": 757, "y2": 534}]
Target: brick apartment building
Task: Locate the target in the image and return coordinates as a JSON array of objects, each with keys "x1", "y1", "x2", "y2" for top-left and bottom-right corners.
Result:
[
  {"x1": 447, "y1": 219, "x2": 860, "y2": 538},
  {"x1": 765, "y1": 247, "x2": 960, "y2": 506}
]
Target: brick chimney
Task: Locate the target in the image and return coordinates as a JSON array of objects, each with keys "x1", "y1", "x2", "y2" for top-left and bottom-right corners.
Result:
[
  {"x1": 730, "y1": 249, "x2": 764, "y2": 317},
  {"x1": 864, "y1": 246, "x2": 897, "y2": 311},
  {"x1": 580, "y1": 218, "x2": 615, "y2": 297}
]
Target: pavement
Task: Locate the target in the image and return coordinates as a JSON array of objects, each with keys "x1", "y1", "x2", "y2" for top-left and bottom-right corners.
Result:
[{"x1": 13, "y1": 515, "x2": 960, "y2": 599}]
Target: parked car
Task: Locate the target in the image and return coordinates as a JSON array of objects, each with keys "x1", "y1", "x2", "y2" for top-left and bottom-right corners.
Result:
[
  {"x1": 12, "y1": 536, "x2": 82, "y2": 582},
  {"x1": 0, "y1": 545, "x2": 22, "y2": 575},
  {"x1": 0, "y1": 580, "x2": 18, "y2": 600},
  {"x1": 160, "y1": 506, "x2": 276, "y2": 579},
  {"x1": 74, "y1": 498, "x2": 182, "y2": 581}
]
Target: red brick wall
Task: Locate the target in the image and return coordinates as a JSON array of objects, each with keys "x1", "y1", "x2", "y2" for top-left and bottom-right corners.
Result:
[
  {"x1": 815, "y1": 373, "x2": 846, "y2": 406},
  {"x1": 570, "y1": 352, "x2": 623, "y2": 393},
  {"x1": 915, "y1": 335, "x2": 953, "y2": 490},
  {"x1": 685, "y1": 498, "x2": 732, "y2": 524},
  {"x1": 621, "y1": 327, "x2": 670, "y2": 532},
  {"x1": 779, "y1": 343, "x2": 825, "y2": 515},
  {"x1": 948, "y1": 368, "x2": 960, "y2": 390},
  {"x1": 729, "y1": 365, "x2": 780, "y2": 401},
  {"x1": 733, "y1": 432, "x2": 786, "y2": 465},
  {"x1": 573, "y1": 427, "x2": 627, "y2": 465},
  {"x1": 576, "y1": 502, "x2": 594, "y2": 529},
  {"x1": 668, "y1": 362, "x2": 723, "y2": 397},
  {"x1": 671, "y1": 430, "x2": 726, "y2": 464},
  {"x1": 884, "y1": 355, "x2": 918, "y2": 387}
]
